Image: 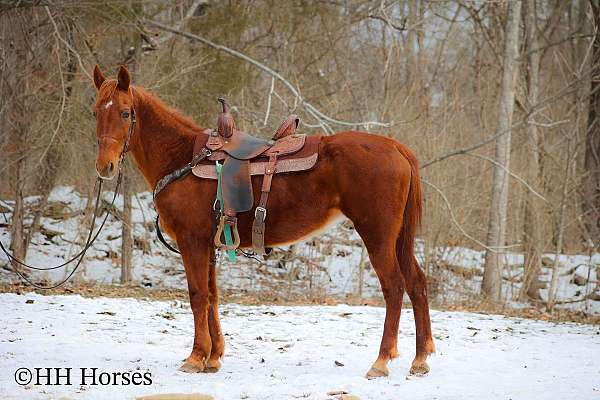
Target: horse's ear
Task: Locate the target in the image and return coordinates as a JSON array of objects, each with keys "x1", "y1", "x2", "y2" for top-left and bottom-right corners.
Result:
[
  {"x1": 117, "y1": 65, "x2": 131, "y2": 91},
  {"x1": 93, "y1": 65, "x2": 105, "y2": 90}
]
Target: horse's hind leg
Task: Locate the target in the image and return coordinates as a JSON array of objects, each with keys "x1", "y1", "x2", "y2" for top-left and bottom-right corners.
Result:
[
  {"x1": 354, "y1": 230, "x2": 403, "y2": 378},
  {"x1": 368, "y1": 254, "x2": 405, "y2": 378},
  {"x1": 206, "y1": 248, "x2": 224, "y2": 372},
  {"x1": 398, "y1": 251, "x2": 435, "y2": 375}
]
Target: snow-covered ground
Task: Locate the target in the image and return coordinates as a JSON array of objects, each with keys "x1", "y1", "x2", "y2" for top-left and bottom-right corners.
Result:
[
  {"x1": 1, "y1": 186, "x2": 599, "y2": 314},
  {"x1": 0, "y1": 293, "x2": 599, "y2": 400}
]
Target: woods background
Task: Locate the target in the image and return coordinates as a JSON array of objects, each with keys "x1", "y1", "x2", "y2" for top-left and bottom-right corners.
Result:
[{"x1": 1, "y1": 0, "x2": 599, "y2": 313}]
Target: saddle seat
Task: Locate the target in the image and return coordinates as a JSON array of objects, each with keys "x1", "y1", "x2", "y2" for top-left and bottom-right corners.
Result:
[{"x1": 191, "y1": 98, "x2": 320, "y2": 255}]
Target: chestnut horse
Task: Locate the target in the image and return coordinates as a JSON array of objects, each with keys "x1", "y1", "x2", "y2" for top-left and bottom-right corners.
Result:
[{"x1": 92, "y1": 65, "x2": 434, "y2": 378}]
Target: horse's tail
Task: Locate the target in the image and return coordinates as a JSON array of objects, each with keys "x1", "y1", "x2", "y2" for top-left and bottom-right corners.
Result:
[{"x1": 395, "y1": 143, "x2": 422, "y2": 267}]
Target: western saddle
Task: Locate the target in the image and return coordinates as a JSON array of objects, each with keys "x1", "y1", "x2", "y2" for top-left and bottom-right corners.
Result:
[{"x1": 189, "y1": 98, "x2": 321, "y2": 256}]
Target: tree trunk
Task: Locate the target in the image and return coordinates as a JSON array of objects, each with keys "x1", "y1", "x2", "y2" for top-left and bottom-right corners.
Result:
[
  {"x1": 519, "y1": 0, "x2": 543, "y2": 301},
  {"x1": 5, "y1": 13, "x2": 31, "y2": 268},
  {"x1": 10, "y1": 157, "x2": 26, "y2": 266},
  {"x1": 482, "y1": 0, "x2": 522, "y2": 302},
  {"x1": 120, "y1": 28, "x2": 142, "y2": 284},
  {"x1": 584, "y1": 0, "x2": 600, "y2": 246},
  {"x1": 547, "y1": 137, "x2": 575, "y2": 311},
  {"x1": 26, "y1": 21, "x2": 77, "y2": 249},
  {"x1": 356, "y1": 244, "x2": 366, "y2": 299},
  {"x1": 121, "y1": 161, "x2": 133, "y2": 284}
]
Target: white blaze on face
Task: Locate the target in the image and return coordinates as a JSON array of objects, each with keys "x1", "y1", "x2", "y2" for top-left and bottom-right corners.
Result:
[{"x1": 104, "y1": 100, "x2": 113, "y2": 110}]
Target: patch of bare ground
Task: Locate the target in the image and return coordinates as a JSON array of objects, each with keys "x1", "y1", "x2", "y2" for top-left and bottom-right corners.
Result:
[
  {"x1": 431, "y1": 299, "x2": 600, "y2": 325},
  {"x1": 1, "y1": 282, "x2": 597, "y2": 325}
]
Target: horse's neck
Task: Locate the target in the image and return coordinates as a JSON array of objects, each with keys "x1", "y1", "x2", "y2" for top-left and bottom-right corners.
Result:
[{"x1": 129, "y1": 91, "x2": 203, "y2": 189}]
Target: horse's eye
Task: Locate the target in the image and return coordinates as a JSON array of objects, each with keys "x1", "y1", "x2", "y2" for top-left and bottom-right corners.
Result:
[
  {"x1": 121, "y1": 111, "x2": 130, "y2": 119},
  {"x1": 92, "y1": 111, "x2": 97, "y2": 118}
]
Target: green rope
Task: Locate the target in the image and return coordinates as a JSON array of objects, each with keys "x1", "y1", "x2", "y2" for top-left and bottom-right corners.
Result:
[{"x1": 215, "y1": 162, "x2": 237, "y2": 262}]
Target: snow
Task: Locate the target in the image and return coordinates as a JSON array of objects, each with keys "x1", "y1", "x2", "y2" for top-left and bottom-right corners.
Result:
[
  {"x1": 1, "y1": 185, "x2": 600, "y2": 314},
  {"x1": 0, "y1": 293, "x2": 599, "y2": 400}
]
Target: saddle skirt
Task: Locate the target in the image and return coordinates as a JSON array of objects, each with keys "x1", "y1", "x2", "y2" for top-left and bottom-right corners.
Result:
[{"x1": 192, "y1": 133, "x2": 320, "y2": 180}]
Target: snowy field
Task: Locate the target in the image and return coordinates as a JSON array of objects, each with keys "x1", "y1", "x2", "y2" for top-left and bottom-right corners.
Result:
[
  {"x1": 1, "y1": 186, "x2": 599, "y2": 315},
  {"x1": 1, "y1": 293, "x2": 599, "y2": 400}
]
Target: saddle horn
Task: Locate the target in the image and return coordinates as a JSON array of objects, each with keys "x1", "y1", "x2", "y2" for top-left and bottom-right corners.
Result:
[{"x1": 217, "y1": 97, "x2": 236, "y2": 138}]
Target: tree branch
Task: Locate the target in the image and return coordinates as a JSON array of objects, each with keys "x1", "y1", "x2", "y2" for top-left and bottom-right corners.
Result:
[
  {"x1": 422, "y1": 178, "x2": 520, "y2": 253},
  {"x1": 144, "y1": 19, "x2": 391, "y2": 131}
]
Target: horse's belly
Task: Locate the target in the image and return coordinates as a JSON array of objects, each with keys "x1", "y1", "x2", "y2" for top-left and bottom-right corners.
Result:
[
  {"x1": 265, "y1": 208, "x2": 345, "y2": 247},
  {"x1": 234, "y1": 162, "x2": 342, "y2": 248}
]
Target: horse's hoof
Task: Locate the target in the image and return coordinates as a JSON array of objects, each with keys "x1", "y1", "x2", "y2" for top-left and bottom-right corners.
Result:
[
  {"x1": 179, "y1": 359, "x2": 206, "y2": 373},
  {"x1": 366, "y1": 365, "x2": 389, "y2": 379},
  {"x1": 409, "y1": 360, "x2": 430, "y2": 376},
  {"x1": 204, "y1": 358, "x2": 221, "y2": 373}
]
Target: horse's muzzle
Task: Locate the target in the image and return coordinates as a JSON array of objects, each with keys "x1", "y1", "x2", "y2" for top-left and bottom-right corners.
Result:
[{"x1": 95, "y1": 160, "x2": 117, "y2": 180}]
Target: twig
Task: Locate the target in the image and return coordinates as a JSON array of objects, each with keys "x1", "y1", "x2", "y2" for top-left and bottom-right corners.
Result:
[
  {"x1": 44, "y1": 7, "x2": 92, "y2": 81},
  {"x1": 144, "y1": 19, "x2": 391, "y2": 130},
  {"x1": 422, "y1": 73, "x2": 585, "y2": 169},
  {"x1": 35, "y1": 7, "x2": 67, "y2": 169},
  {"x1": 465, "y1": 153, "x2": 547, "y2": 203},
  {"x1": 422, "y1": 178, "x2": 520, "y2": 253},
  {"x1": 529, "y1": 119, "x2": 569, "y2": 128},
  {"x1": 155, "y1": 0, "x2": 206, "y2": 46},
  {"x1": 263, "y1": 77, "x2": 275, "y2": 126}
]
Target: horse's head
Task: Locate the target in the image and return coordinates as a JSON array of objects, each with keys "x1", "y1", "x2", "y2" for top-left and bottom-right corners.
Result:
[{"x1": 92, "y1": 65, "x2": 135, "y2": 180}]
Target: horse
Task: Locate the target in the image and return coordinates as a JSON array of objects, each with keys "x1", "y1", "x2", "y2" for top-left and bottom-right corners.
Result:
[{"x1": 91, "y1": 65, "x2": 435, "y2": 378}]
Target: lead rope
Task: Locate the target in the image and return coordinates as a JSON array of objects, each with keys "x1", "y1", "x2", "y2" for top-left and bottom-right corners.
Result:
[
  {"x1": 1, "y1": 174, "x2": 123, "y2": 289},
  {"x1": 0, "y1": 109, "x2": 136, "y2": 289}
]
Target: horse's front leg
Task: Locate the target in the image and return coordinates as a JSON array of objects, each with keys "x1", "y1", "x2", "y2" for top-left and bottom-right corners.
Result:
[
  {"x1": 178, "y1": 238, "x2": 212, "y2": 373},
  {"x1": 206, "y1": 247, "x2": 224, "y2": 372}
]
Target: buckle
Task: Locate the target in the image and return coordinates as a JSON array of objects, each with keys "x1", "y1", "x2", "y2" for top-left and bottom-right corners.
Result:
[{"x1": 254, "y1": 206, "x2": 267, "y2": 221}]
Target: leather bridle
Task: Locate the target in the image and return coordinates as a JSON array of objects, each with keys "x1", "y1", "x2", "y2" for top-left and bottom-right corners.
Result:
[
  {"x1": 0, "y1": 106, "x2": 137, "y2": 289},
  {"x1": 120, "y1": 108, "x2": 137, "y2": 159}
]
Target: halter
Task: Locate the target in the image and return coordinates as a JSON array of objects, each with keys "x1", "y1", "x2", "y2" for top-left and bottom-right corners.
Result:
[
  {"x1": 1, "y1": 99, "x2": 138, "y2": 289},
  {"x1": 118, "y1": 108, "x2": 137, "y2": 166}
]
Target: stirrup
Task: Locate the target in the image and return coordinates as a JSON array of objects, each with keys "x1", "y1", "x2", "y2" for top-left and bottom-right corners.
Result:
[{"x1": 214, "y1": 215, "x2": 241, "y2": 251}]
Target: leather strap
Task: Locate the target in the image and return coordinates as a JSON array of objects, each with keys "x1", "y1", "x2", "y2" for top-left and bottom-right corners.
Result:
[
  {"x1": 252, "y1": 153, "x2": 278, "y2": 255},
  {"x1": 155, "y1": 215, "x2": 180, "y2": 254},
  {"x1": 153, "y1": 147, "x2": 212, "y2": 201},
  {"x1": 153, "y1": 147, "x2": 212, "y2": 254}
]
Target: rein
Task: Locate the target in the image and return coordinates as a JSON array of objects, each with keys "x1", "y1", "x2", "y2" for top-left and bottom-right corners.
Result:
[
  {"x1": 0, "y1": 110, "x2": 137, "y2": 289},
  {"x1": 152, "y1": 147, "x2": 212, "y2": 255}
]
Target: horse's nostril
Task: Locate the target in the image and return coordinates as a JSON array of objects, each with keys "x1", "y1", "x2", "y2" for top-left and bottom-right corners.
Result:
[{"x1": 108, "y1": 162, "x2": 115, "y2": 173}]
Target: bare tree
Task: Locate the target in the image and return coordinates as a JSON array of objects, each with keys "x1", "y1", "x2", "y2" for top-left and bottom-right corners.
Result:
[
  {"x1": 482, "y1": 0, "x2": 522, "y2": 302},
  {"x1": 519, "y1": 0, "x2": 544, "y2": 301},
  {"x1": 584, "y1": 0, "x2": 600, "y2": 247}
]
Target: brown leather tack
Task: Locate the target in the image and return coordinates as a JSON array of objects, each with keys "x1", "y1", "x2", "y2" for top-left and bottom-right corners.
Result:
[
  {"x1": 190, "y1": 97, "x2": 321, "y2": 254},
  {"x1": 192, "y1": 153, "x2": 318, "y2": 179},
  {"x1": 272, "y1": 115, "x2": 299, "y2": 140},
  {"x1": 217, "y1": 98, "x2": 236, "y2": 138}
]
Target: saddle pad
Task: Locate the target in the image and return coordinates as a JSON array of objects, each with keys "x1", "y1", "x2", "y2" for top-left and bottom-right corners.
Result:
[{"x1": 192, "y1": 153, "x2": 318, "y2": 179}]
